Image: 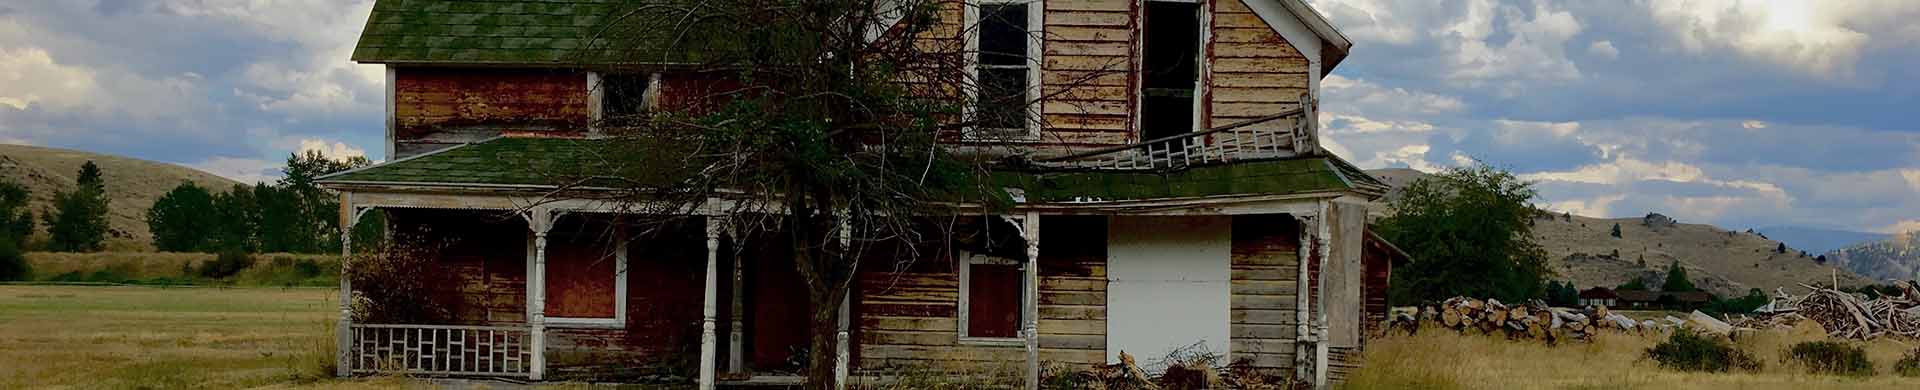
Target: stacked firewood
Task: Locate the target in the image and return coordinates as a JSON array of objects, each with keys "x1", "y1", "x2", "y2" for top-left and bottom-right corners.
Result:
[
  {"x1": 1770, "y1": 282, "x2": 1920, "y2": 340},
  {"x1": 1413, "y1": 297, "x2": 1640, "y2": 341}
]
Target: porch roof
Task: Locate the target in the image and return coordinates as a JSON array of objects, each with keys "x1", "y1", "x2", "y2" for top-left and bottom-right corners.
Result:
[{"x1": 317, "y1": 136, "x2": 1387, "y2": 201}]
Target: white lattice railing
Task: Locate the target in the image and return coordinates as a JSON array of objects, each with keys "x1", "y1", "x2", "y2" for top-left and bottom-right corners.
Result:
[
  {"x1": 348, "y1": 324, "x2": 534, "y2": 377},
  {"x1": 1036, "y1": 98, "x2": 1314, "y2": 171}
]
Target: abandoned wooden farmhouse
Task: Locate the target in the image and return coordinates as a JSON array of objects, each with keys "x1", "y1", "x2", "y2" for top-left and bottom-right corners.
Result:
[{"x1": 318, "y1": 0, "x2": 1406, "y2": 389}]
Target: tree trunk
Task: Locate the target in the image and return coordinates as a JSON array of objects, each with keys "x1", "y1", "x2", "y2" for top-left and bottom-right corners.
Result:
[{"x1": 804, "y1": 290, "x2": 843, "y2": 390}]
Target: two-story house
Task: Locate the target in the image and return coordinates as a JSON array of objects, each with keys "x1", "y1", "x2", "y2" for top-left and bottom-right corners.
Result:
[{"x1": 317, "y1": 0, "x2": 1404, "y2": 389}]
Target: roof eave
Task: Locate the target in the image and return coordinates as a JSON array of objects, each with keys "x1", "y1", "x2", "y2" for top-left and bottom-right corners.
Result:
[{"x1": 1275, "y1": 0, "x2": 1353, "y2": 73}]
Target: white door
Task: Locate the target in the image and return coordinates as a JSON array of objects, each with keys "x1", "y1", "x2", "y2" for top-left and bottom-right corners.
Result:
[{"x1": 1105, "y1": 216, "x2": 1232, "y2": 364}]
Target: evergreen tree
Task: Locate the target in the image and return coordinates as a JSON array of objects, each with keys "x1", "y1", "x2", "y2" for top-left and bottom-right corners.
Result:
[
  {"x1": 1775, "y1": 243, "x2": 1788, "y2": 254},
  {"x1": 1610, "y1": 223, "x2": 1622, "y2": 238},
  {"x1": 146, "y1": 182, "x2": 217, "y2": 252},
  {"x1": 1619, "y1": 278, "x2": 1649, "y2": 291},
  {"x1": 43, "y1": 161, "x2": 110, "y2": 252},
  {"x1": 1663, "y1": 260, "x2": 1697, "y2": 292}
]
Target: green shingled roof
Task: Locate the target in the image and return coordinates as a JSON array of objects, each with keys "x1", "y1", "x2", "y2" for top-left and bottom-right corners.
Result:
[
  {"x1": 352, "y1": 0, "x2": 620, "y2": 64},
  {"x1": 320, "y1": 137, "x2": 1385, "y2": 202},
  {"x1": 319, "y1": 136, "x2": 603, "y2": 186}
]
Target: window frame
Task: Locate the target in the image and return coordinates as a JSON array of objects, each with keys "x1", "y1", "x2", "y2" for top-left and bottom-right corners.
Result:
[
  {"x1": 1133, "y1": 0, "x2": 1212, "y2": 139},
  {"x1": 957, "y1": 249, "x2": 1029, "y2": 346},
  {"x1": 535, "y1": 226, "x2": 630, "y2": 329},
  {"x1": 587, "y1": 71, "x2": 663, "y2": 135},
  {"x1": 963, "y1": 0, "x2": 1044, "y2": 140}
]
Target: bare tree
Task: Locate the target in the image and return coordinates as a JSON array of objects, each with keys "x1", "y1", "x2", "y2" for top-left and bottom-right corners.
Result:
[{"x1": 534, "y1": 0, "x2": 1120, "y2": 387}]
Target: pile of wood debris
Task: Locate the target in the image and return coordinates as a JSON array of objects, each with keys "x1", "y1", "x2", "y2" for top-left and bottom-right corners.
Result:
[
  {"x1": 1398, "y1": 297, "x2": 1644, "y2": 341},
  {"x1": 1063, "y1": 350, "x2": 1301, "y2": 390},
  {"x1": 1730, "y1": 281, "x2": 1920, "y2": 340}
]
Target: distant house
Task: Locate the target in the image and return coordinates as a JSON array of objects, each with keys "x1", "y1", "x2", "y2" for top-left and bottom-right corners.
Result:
[
  {"x1": 1578, "y1": 287, "x2": 1618, "y2": 307},
  {"x1": 1614, "y1": 290, "x2": 1713, "y2": 310}
]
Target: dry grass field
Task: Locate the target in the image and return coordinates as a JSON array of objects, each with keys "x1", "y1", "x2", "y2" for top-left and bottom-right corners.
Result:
[{"x1": 1341, "y1": 326, "x2": 1920, "y2": 390}]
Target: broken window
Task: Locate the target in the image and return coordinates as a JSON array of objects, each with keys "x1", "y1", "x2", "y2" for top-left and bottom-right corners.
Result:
[
  {"x1": 1140, "y1": 1, "x2": 1202, "y2": 141},
  {"x1": 599, "y1": 73, "x2": 654, "y2": 125},
  {"x1": 972, "y1": 1, "x2": 1036, "y2": 135}
]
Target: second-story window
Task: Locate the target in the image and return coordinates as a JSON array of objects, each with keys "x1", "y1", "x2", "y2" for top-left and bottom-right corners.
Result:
[
  {"x1": 1141, "y1": 1, "x2": 1202, "y2": 141},
  {"x1": 971, "y1": 0, "x2": 1038, "y2": 137},
  {"x1": 600, "y1": 73, "x2": 654, "y2": 126}
]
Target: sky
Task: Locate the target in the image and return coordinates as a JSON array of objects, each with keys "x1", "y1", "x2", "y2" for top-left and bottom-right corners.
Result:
[{"x1": 0, "y1": 0, "x2": 1915, "y2": 233}]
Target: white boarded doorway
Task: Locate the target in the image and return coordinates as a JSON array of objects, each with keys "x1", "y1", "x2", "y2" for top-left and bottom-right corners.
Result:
[{"x1": 1105, "y1": 216, "x2": 1232, "y2": 364}]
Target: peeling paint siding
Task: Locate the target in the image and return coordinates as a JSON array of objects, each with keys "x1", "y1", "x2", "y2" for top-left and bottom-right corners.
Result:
[
  {"x1": 1204, "y1": 0, "x2": 1309, "y2": 134},
  {"x1": 1040, "y1": 0, "x2": 1135, "y2": 149},
  {"x1": 391, "y1": 68, "x2": 588, "y2": 158},
  {"x1": 1229, "y1": 214, "x2": 1302, "y2": 371},
  {"x1": 1106, "y1": 216, "x2": 1232, "y2": 363},
  {"x1": 854, "y1": 216, "x2": 1109, "y2": 370}
]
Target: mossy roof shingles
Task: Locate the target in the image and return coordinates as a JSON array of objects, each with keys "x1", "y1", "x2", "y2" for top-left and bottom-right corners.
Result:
[
  {"x1": 322, "y1": 137, "x2": 1383, "y2": 202},
  {"x1": 352, "y1": 0, "x2": 619, "y2": 65}
]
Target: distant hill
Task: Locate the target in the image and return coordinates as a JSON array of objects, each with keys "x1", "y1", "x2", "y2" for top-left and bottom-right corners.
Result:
[
  {"x1": 1826, "y1": 232, "x2": 1920, "y2": 282},
  {"x1": 1364, "y1": 168, "x2": 1875, "y2": 297},
  {"x1": 1755, "y1": 226, "x2": 1888, "y2": 254},
  {"x1": 0, "y1": 144, "x2": 239, "y2": 251}
]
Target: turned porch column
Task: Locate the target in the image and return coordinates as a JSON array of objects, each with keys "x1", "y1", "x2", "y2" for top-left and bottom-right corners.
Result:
[
  {"x1": 835, "y1": 218, "x2": 852, "y2": 390},
  {"x1": 525, "y1": 207, "x2": 557, "y2": 381},
  {"x1": 728, "y1": 225, "x2": 745, "y2": 375},
  {"x1": 335, "y1": 193, "x2": 355, "y2": 377},
  {"x1": 1023, "y1": 212, "x2": 1041, "y2": 390},
  {"x1": 700, "y1": 217, "x2": 722, "y2": 390}
]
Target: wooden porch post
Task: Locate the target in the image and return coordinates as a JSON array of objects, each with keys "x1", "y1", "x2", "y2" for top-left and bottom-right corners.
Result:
[
  {"x1": 701, "y1": 217, "x2": 722, "y2": 390},
  {"x1": 336, "y1": 193, "x2": 354, "y2": 377},
  {"x1": 1023, "y1": 212, "x2": 1041, "y2": 390},
  {"x1": 527, "y1": 207, "x2": 555, "y2": 381},
  {"x1": 835, "y1": 218, "x2": 852, "y2": 390},
  {"x1": 1294, "y1": 213, "x2": 1315, "y2": 382},
  {"x1": 729, "y1": 226, "x2": 745, "y2": 375}
]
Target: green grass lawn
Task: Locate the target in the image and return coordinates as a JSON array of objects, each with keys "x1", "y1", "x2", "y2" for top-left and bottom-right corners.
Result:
[{"x1": 0, "y1": 285, "x2": 343, "y2": 389}]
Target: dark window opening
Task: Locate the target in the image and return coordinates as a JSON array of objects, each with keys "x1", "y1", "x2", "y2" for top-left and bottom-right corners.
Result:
[
  {"x1": 974, "y1": 3, "x2": 1031, "y2": 133},
  {"x1": 1141, "y1": 2, "x2": 1201, "y2": 141},
  {"x1": 601, "y1": 74, "x2": 651, "y2": 125}
]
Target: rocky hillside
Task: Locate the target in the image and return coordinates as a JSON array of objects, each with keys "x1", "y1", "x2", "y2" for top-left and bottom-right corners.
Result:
[
  {"x1": 1827, "y1": 231, "x2": 1920, "y2": 282},
  {"x1": 0, "y1": 144, "x2": 239, "y2": 250},
  {"x1": 1365, "y1": 168, "x2": 1874, "y2": 297}
]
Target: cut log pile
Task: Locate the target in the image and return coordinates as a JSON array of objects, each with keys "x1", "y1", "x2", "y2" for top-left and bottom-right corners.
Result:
[
  {"x1": 1731, "y1": 281, "x2": 1920, "y2": 340},
  {"x1": 1403, "y1": 297, "x2": 1643, "y2": 341}
]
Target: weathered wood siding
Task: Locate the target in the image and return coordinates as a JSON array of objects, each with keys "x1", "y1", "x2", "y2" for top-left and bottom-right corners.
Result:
[
  {"x1": 1041, "y1": 0, "x2": 1136, "y2": 148},
  {"x1": 1204, "y1": 0, "x2": 1309, "y2": 128},
  {"x1": 1229, "y1": 214, "x2": 1300, "y2": 371},
  {"x1": 391, "y1": 68, "x2": 587, "y2": 157},
  {"x1": 855, "y1": 216, "x2": 1108, "y2": 370}
]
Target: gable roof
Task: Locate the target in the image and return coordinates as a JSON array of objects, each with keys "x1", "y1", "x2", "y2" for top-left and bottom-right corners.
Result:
[
  {"x1": 352, "y1": 0, "x2": 1352, "y2": 70},
  {"x1": 319, "y1": 136, "x2": 1386, "y2": 202}
]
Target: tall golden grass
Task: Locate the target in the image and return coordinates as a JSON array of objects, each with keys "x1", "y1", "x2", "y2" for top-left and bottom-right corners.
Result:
[{"x1": 1340, "y1": 325, "x2": 1920, "y2": 390}]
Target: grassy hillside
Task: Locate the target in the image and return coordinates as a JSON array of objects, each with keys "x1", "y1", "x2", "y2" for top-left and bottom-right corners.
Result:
[
  {"x1": 1829, "y1": 231, "x2": 1920, "y2": 282},
  {"x1": 1365, "y1": 168, "x2": 1874, "y2": 297},
  {"x1": 0, "y1": 144, "x2": 240, "y2": 250}
]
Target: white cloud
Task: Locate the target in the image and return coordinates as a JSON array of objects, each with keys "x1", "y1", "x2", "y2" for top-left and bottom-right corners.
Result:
[
  {"x1": 0, "y1": 47, "x2": 96, "y2": 110},
  {"x1": 1442, "y1": 0, "x2": 1585, "y2": 90},
  {"x1": 1741, "y1": 120, "x2": 1768, "y2": 129},
  {"x1": 1885, "y1": 220, "x2": 1920, "y2": 235},
  {"x1": 1645, "y1": 0, "x2": 1893, "y2": 77},
  {"x1": 1322, "y1": 75, "x2": 1466, "y2": 116},
  {"x1": 1541, "y1": 193, "x2": 1626, "y2": 218},
  {"x1": 1587, "y1": 40, "x2": 1619, "y2": 59},
  {"x1": 188, "y1": 156, "x2": 281, "y2": 185},
  {"x1": 163, "y1": 0, "x2": 383, "y2": 116},
  {"x1": 295, "y1": 138, "x2": 368, "y2": 160}
]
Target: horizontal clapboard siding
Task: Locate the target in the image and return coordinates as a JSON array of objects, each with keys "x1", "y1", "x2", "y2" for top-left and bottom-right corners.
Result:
[{"x1": 1230, "y1": 214, "x2": 1302, "y2": 373}]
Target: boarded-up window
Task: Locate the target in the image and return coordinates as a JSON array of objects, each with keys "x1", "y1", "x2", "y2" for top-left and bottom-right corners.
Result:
[
  {"x1": 966, "y1": 262, "x2": 1023, "y2": 338},
  {"x1": 972, "y1": 1, "x2": 1035, "y2": 134},
  {"x1": 1141, "y1": 1, "x2": 1202, "y2": 140},
  {"x1": 544, "y1": 231, "x2": 619, "y2": 319}
]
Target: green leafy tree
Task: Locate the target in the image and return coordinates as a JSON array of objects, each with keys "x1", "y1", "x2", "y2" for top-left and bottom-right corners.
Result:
[
  {"x1": 209, "y1": 184, "x2": 259, "y2": 252},
  {"x1": 253, "y1": 183, "x2": 308, "y2": 253},
  {"x1": 279, "y1": 151, "x2": 373, "y2": 253},
  {"x1": 1663, "y1": 260, "x2": 1698, "y2": 292},
  {"x1": 43, "y1": 161, "x2": 110, "y2": 252},
  {"x1": 1619, "y1": 278, "x2": 1650, "y2": 291},
  {"x1": 147, "y1": 182, "x2": 218, "y2": 251},
  {"x1": 1380, "y1": 163, "x2": 1551, "y2": 303},
  {"x1": 0, "y1": 179, "x2": 33, "y2": 247},
  {"x1": 1546, "y1": 281, "x2": 1580, "y2": 306}
]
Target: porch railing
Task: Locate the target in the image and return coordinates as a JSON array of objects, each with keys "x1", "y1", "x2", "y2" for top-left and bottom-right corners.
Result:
[
  {"x1": 1036, "y1": 98, "x2": 1314, "y2": 171},
  {"x1": 347, "y1": 323, "x2": 535, "y2": 377}
]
